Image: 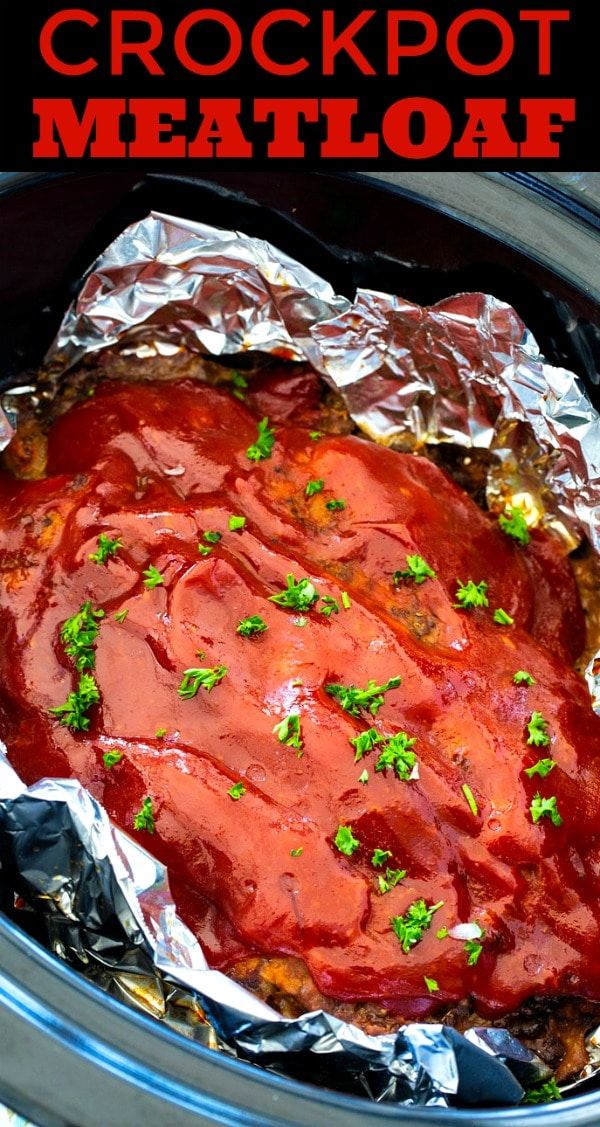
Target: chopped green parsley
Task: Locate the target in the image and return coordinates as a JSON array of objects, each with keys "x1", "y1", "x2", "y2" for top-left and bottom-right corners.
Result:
[
  {"x1": 465, "y1": 937, "x2": 484, "y2": 965},
  {"x1": 273, "y1": 712, "x2": 303, "y2": 751},
  {"x1": 155, "y1": 727, "x2": 167, "y2": 739},
  {"x1": 461, "y1": 783, "x2": 479, "y2": 816},
  {"x1": 424, "y1": 976, "x2": 439, "y2": 993},
  {"x1": 378, "y1": 867, "x2": 407, "y2": 894},
  {"x1": 498, "y1": 506, "x2": 530, "y2": 546},
  {"x1": 49, "y1": 673, "x2": 100, "y2": 732},
  {"x1": 203, "y1": 530, "x2": 222, "y2": 544},
  {"x1": 341, "y1": 591, "x2": 351, "y2": 610},
  {"x1": 237, "y1": 615, "x2": 268, "y2": 637},
  {"x1": 334, "y1": 825, "x2": 360, "y2": 856},
  {"x1": 325, "y1": 499, "x2": 346, "y2": 512},
  {"x1": 59, "y1": 602, "x2": 105, "y2": 671},
  {"x1": 524, "y1": 758, "x2": 556, "y2": 779},
  {"x1": 530, "y1": 793, "x2": 563, "y2": 827},
  {"x1": 309, "y1": 431, "x2": 324, "y2": 441},
  {"x1": 229, "y1": 514, "x2": 246, "y2": 531},
  {"x1": 375, "y1": 731, "x2": 417, "y2": 780},
  {"x1": 133, "y1": 796, "x2": 155, "y2": 833},
  {"x1": 393, "y1": 555, "x2": 436, "y2": 586},
  {"x1": 523, "y1": 1078, "x2": 562, "y2": 1105},
  {"x1": 227, "y1": 782, "x2": 246, "y2": 801},
  {"x1": 305, "y1": 478, "x2": 325, "y2": 497},
  {"x1": 290, "y1": 847, "x2": 303, "y2": 857},
  {"x1": 230, "y1": 372, "x2": 248, "y2": 400},
  {"x1": 325, "y1": 676, "x2": 401, "y2": 717},
  {"x1": 198, "y1": 544, "x2": 213, "y2": 557},
  {"x1": 246, "y1": 417, "x2": 275, "y2": 462},
  {"x1": 350, "y1": 727, "x2": 384, "y2": 762},
  {"x1": 89, "y1": 533, "x2": 122, "y2": 566},
  {"x1": 269, "y1": 574, "x2": 319, "y2": 612},
  {"x1": 436, "y1": 927, "x2": 449, "y2": 940},
  {"x1": 527, "y1": 711, "x2": 551, "y2": 747},
  {"x1": 178, "y1": 665, "x2": 228, "y2": 699},
  {"x1": 102, "y1": 749, "x2": 123, "y2": 769},
  {"x1": 453, "y1": 579, "x2": 489, "y2": 609},
  {"x1": 493, "y1": 608, "x2": 514, "y2": 625},
  {"x1": 391, "y1": 899, "x2": 444, "y2": 954},
  {"x1": 114, "y1": 608, "x2": 129, "y2": 624},
  {"x1": 143, "y1": 564, "x2": 164, "y2": 589},
  {"x1": 319, "y1": 596, "x2": 339, "y2": 618},
  {"x1": 513, "y1": 670, "x2": 535, "y2": 686},
  {"x1": 371, "y1": 848, "x2": 392, "y2": 868}
]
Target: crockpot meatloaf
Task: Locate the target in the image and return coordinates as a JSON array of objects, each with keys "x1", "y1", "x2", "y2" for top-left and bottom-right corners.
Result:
[{"x1": 1, "y1": 357, "x2": 600, "y2": 1079}]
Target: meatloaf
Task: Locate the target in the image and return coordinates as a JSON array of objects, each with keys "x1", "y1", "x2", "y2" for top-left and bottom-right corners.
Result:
[{"x1": 1, "y1": 357, "x2": 600, "y2": 1081}]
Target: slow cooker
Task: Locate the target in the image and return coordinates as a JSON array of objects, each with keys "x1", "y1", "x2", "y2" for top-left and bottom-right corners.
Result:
[{"x1": 0, "y1": 169, "x2": 599, "y2": 1127}]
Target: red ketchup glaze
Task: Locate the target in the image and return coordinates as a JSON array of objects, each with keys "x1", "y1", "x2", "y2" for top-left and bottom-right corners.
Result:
[{"x1": 0, "y1": 378, "x2": 598, "y2": 1020}]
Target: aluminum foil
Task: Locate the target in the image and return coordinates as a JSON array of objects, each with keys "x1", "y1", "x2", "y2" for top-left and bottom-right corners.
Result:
[
  {"x1": 0, "y1": 212, "x2": 599, "y2": 1105},
  {"x1": 0, "y1": 749, "x2": 539, "y2": 1108}
]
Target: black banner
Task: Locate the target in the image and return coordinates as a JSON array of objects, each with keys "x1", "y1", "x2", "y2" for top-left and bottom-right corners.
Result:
[{"x1": 0, "y1": 1, "x2": 596, "y2": 168}]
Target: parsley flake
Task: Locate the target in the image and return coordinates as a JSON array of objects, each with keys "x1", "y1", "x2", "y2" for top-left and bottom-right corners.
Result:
[
  {"x1": 114, "y1": 608, "x2": 128, "y2": 624},
  {"x1": 378, "y1": 867, "x2": 407, "y2": 894},
  {"x1": 424, "y1": 976, "x2": 439, "y2": 993},
  {"x1": 273, "y1": 712, "x2": 303, "y2": 751},
  {"x1": 527, "y1": 711, "x2": 551, "y2": 747},
  {"x1": 375, "y1": 731, "x2": 417, "y2": 780},
  {"x1": 227, "y1": 781, "x2": 246, "y2": 801},
  {"x1": 499, "y1": 506, "x2": 530, "y2": 546},
  {"x1": 230, "y1": 372, "x2": 248, "y2": 401},
  {"x1": 89, "y1": 533, "x2": 122, "y2": 566},
  {"x1": 453, "y1": 579, "x2": 489, "y2": 609},
  {"x1": 133, "y1": 796, "x2": 155, "y2": 833},
  {"x1": 178, "y1": 665, "x2": 228, "y2": 699},
  {"x1": 59, "y1": 602, "x2": 105, "y2": 671},
  {"x1": 270, "y1": 574, "x2": 319, "y2": 612},
  {"x1": 334, "y1": 825, "x2": 360, "y2": 856},
  {"x1": 465, "y1": 937, "x2": 484, "y2": 965},
  {"x1": 350, "y1": 727, "x2": 384, "y2": 762},
  {"x1": 462, "y1": 783, "x2": 479, "y2": 816},
  {"x1": 514, "y1": 670, "x2": 535, "y2": 686},
  {"x1": 103, "y1": 749, "x2": 123, "y2": 769},
  {"x1": 326, "y1": 499, "x2": 346, "y2": 512},
  {"x1": 155, "y1": 727, "x2": 167, "y2": 739},
  {"x1": 309, "y1": 431, "x2": 324, "y2": 441},
  {"x1": 524, "y1": 758, "x2": 556, "y2": 779},
  {"x1": 203, "y1": 530, "x2": 222, "y2": 544},
  {"x1": 229, "y1": 515, "x2": 246, "y2": 531},
  {"x1": 494, "y1": 608, "x2": 514, "y2": 625},
  {"x1": 319, "y1": 596, "x2": 339, "y2": 618},
  {"x1": 358, "y1": 769, "x2": 369, "y2": 784},
  {"x1": 341, "y1": 591, "x2": 351, "y2": 610},
  {"x1": 523, "y1": 1078, "x2": 562, "y2": 1105},
  {"x1": 237, "y1": 615, "x2": 268, "y2": 637},
  {"x1": 305, "y1": 478, "x2": 325, "y2": 497},
  {"x1": 49, "y1": 673, "x2": 100, "y2": 731},
  {"x1": 325, "y1": 676, "x2": 401, "y2": 717},
  {"x1": 436, "y1": 927, "x2": 449, "y2": 940},
  {"x1": 391, "y1": 899, "x2": 444, "y2": 954},
  {"x1": 371, "y1": 848, "x2": 392, "y2": 868},
  {"x1": 198, "y1": 544, "x2": 213, "y2": 557},
  {"x1": 246, "y1": 417, "x2": 275, "y2": 462},
  {"x1": 143, "y1": 565, "x2": 164, "y2": 589},
  {"x1": 290, "y1": 847, "x2": 303, "y2": 857},
  {"x1": 393, "y1": 555, "x2": 436, "y2": 586},
  {"x1": 530, "y1": 793, "x2": 563, "y2": 827}
]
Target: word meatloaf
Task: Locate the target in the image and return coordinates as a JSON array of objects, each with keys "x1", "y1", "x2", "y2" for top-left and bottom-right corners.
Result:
[{"x1": 1, "y1": 363, "x2": 600, "y2": 1074}]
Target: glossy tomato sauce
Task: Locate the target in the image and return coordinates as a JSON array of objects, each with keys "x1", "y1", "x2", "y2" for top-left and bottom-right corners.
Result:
[{"x1": 1, "y1": 373, "x2": 599, "y2": 1020}]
